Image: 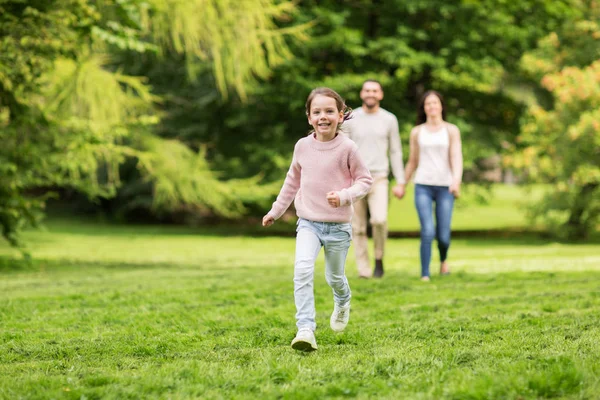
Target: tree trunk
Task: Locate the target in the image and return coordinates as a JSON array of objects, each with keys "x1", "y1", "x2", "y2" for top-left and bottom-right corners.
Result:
[{"x1": 566, "y1": 183, "x2": 597, "y2": 239}]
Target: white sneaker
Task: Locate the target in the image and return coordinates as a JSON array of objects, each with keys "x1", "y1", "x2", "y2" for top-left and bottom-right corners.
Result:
[
  {"x1": 291, "y1": 328, "x2": 317, "y2": 351},
  {"x1": 330, "y1": 301, "x2": 350, "y2": 332}
]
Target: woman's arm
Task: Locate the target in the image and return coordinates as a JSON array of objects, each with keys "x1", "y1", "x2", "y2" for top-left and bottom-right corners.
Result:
[
  {"x1": 403, "y1": 126, "x2": 420, "y2": 184},
  {"x1": 448, "y1": 124, "x2": 463, "y2": 197}
]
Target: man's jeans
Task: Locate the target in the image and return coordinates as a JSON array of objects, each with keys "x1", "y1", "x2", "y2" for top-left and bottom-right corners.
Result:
[
  {"x1": 414, "y1": 184, "x2": 455, "y2": 278},
  {"x1": 294, "y1": 218, "x2": 352, "y2": 331}
]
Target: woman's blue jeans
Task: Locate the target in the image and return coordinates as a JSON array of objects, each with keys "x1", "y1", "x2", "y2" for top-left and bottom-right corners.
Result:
[{"x1": 414, "y1": 184, "x2": 455, "y2": 278}]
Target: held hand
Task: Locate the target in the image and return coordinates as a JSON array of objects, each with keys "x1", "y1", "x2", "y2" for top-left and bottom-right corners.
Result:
[
  {"x1": 449, "y1": 182, "x2": 461, "y2": 198},
  {"x1": 392, "y1": 184, "x2": 406, "y2": 199},
  {"x1": 262, "y1": 214, "x2": 275, "y2": 227},
  {"x1": 326, "y1": 191, "x2": 341, "y2": 208}
]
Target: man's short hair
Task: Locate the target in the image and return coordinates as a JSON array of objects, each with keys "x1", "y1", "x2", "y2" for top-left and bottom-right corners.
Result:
[{"x1": 362, "y1": 79, "x2": 383, "y2": 90}]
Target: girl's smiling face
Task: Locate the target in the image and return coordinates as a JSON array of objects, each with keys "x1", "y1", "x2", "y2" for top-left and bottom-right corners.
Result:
[{"x1": 307, "y1": 94, "x2": 344, "y2": 140}]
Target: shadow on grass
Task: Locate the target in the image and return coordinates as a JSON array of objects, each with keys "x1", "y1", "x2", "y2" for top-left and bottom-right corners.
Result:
[
  {"x1": 34, "y1": 216, "x2": 600, "y2": 244},
  {"x1": 0, "y1": 255, "x2": 269, "y2": 275},
  {"x1": 0, "y1": 256, "x2": 158, "y2": 274},
  {"x1": 0, "y1": 256, "x2": 36, "y2": 273}
]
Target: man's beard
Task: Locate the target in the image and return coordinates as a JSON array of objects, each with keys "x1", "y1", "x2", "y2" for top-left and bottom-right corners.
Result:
[{"x1": 363, "y1": 100, "x2": 378, "y2": 109}]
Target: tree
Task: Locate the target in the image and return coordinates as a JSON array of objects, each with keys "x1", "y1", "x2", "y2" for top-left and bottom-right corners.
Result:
[
  {"x1": 103, "y1": 0, "x2": 304, "y2": 220},
  {"x1": 0, "y1": 0, "x2": 304, "y2": 247},
  {"x1": 0, "y1": 0, "x2": 117, "y2": 247},
  {"x1": 164, "y1": 0, "x2": 580, "y2": 184},
  {"x1": 508, "y1": 0, "x2": 600, "y2": 239},
  {"x1": 143, "y1": 0, "x2": 307, "y2": 101}
]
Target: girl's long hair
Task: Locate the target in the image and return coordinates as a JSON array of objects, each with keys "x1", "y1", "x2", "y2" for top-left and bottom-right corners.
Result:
[
  {"x1": 416, "y1": 90, "x2": 446, "y2": 125},
  {"x1": 305, "y1": 87, "x2": 353, "y2": 133}
]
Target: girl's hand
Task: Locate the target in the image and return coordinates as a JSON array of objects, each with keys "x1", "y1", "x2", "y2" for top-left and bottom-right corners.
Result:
[
  {"x1": 449, "y1": 182, "x2": 461, "y2": 198},
  {"x1": 262, "y1": 215, "x2": 275, "y2": 227},
  {"x1": 326, "y1": 191, "x2": 341, "y2": 208}
]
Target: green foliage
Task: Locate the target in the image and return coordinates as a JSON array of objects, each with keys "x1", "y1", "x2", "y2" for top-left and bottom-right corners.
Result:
[
  {"x1": 0, "y1": 1, "x2": 98, "y2": 111},
  {"x1": 39, "y1": 56, "x2": 156, "y2": 126},
  {"x1": 168, "y1": 0, "x2": 580, "y2": 184},
  {"x1": 0, "y1": 161, "x2": 46, "y2": 249},
  {"x1": 91, "y1": 0, "x2": 158, "y2": 53},
  {"x1": 133, "y1": 134, "x2": 279, "y2": 219},
  {"x1": 142, "y1": 0, "x2": 307, "y2": 101},
  {"x1": 97, "y1": 0, "x2": 584, "y2": 229},
  {"x1": 510, "y1": 2, "x2": 600, "y2": 239},
  {"x1": 0, "y1": 0, "x2": 104, "y2": 248},
  {"x1": 0, "y1": 116, "x2": 138, "y2": 249},
  {"x1": 1, "y1": 0, "x2": 596, "y2": 243},
  {"x1": 0, "y1": 7, "x2": 155, "y2": 246},
  {"x1": 0, "y1": 0, "x2": 304, "y2": 246}
]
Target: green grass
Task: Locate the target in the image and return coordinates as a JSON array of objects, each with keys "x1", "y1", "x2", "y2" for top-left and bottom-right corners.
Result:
[
  {"x1": 1, "y1": 222, "x2": 599, "y2": 399},
  {"x1": 227, "y1": 183, "x2": 545, "y2": 234},
  {"x1": 44, "y1": 184, "x2": 546, "y2": 236},
  {"x1": 387, "y1": 183, "x2": 546, "y2": 232}
]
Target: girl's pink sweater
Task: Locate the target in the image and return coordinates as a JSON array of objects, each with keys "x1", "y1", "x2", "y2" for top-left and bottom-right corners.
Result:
[{"x1": 267, "y1": 133, "x2": 373, "y2": 223}]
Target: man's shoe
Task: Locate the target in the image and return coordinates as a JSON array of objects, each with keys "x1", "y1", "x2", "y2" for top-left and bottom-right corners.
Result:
[
  {"x1": 330, "y1": 301, "x2": 350, "y2": 332},
  {"x1": 291, "y1": 328, "x2": 317, "y2": 351},
  {"x1": 373, "y1": 259, "x2": 384, "y2": 278}
]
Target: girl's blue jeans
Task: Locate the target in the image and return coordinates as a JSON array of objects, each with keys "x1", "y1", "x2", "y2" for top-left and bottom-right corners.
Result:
[
  {"x1": 414, "y1": 184, "x2": 455, "y2": 278},
  {"x1": 294, "y1": 218, "x2": 352, "y2": 331}
]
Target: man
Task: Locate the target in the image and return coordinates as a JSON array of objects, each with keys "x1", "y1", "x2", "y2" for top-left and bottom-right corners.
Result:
[{"x1": 342, "y1": 80, "x2": 406, "y2": 278}]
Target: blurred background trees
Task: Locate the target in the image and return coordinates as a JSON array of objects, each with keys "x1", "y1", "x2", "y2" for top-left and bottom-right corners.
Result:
[
  {"x1": 510, "y1": 0, "x2": 600, "y2": 239},
  {"x1": 0, "y1": 0, "x2": 301, "y2": 246},
  {"x1": 1, "y1": 0, "x2": 598, "y2": 246}
]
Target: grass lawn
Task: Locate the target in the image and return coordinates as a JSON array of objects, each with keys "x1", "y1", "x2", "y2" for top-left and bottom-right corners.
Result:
[
  {"x1": 214, "y1": 183, "x2": 545, "y2": 234},
  {"x1": 387, "y1": 183, "x2": 546, "y2": 232},
  {"x1": 1, "y1": 222, "x2": 599, "y2": 399}
]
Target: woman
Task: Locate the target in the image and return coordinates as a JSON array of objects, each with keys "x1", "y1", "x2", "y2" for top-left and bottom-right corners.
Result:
[{"x1": 400, "y1": 90, "x2": 463, "y2": 281}]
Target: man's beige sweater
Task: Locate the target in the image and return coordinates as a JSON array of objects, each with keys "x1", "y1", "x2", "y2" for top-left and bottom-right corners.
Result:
[{"x1": 342, "y1": 107, "x2": 406, "y2": 184}]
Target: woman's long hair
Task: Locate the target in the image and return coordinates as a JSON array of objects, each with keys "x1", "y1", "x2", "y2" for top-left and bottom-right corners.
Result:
[{"x1": 416, "y1": 90, "x2": 446, "y2": 125}]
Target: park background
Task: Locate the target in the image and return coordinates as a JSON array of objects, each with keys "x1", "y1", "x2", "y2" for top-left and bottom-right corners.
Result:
[{"x1": 1, "y1": 0, "x2": 599, "y2": 398}]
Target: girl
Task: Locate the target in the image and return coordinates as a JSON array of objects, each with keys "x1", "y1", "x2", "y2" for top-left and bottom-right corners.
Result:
[
  {"x1": 262, "y1": 87, "x2": 373, "y2": 351},
  {"x1": 401, "y1": 90, "x2": 463, "y2": 281}
]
